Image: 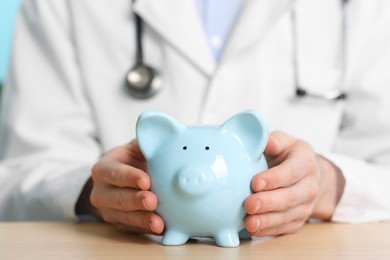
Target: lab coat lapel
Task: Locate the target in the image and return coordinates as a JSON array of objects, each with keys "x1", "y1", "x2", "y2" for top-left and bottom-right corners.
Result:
[
  {"x1": 133, "y1": 0, "x2": 216, "y2": 76},
  {"x1": 199, "y1": 0, "x2": 291, "y2": 124},
  {"x1": 221, "y1": 0, "x2": 291, "y2": 63}
]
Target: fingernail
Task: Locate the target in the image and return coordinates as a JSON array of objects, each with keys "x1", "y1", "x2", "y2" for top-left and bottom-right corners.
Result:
[
  {"x1": 142, "y1": 198, "x2": 150, "y2": 211},
  {"x1": 254, "y1": 199, "x2": 261, "y2": 213},
  {"x1": 149, "y1": 219, "x2": 161, "y2": 234},
  {"x1": 149, "y1": 220, "x2": 156, "y2": 233},
  {"x1": 254, "y1": 219, "x2": 260, "y2": 232},
  {"x1": 258, "y1": 180, "x2": 267, "y2": 191},
  {"x1": 249, "y1": 218, "x2": 260, "y2": 233},
  {"x1": 136, "y1": 179, "x2": 145, "y2": 190}
]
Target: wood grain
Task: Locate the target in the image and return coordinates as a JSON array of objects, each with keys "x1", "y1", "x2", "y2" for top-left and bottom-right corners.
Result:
[{"x1": 0, "y1": 222, "x2": 389, "y2": 259}]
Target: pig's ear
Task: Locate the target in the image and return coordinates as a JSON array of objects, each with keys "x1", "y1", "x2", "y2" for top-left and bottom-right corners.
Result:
[
  {"x1": 219, "y1": 110, "x2": 268, "y2": 160},
  {"x1": 136, "y1": 111, "x2": 185, "y2": 159}
]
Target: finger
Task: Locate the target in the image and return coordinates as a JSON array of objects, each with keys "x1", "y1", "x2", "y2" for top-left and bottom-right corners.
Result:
[
  {"x1": 101, "y1": 209, "x2": 164, "y2": 235},
  {"x1": 90, "y1": 186, "x2": 158, "y2": 212},
  {"x1": 245, "y1": 177, "x2": 319, "y2": 214},
  {"x1": 249, "y1": 220, "x2": 305, "y2": 237},
  {"x1": 245, "y1": 204, "x2": 311, "y2": 233},
  {"x1": 92, "y1": 161, "x2": 150, "y2": 190},
  {"x1": 252, "y1": 158, "x2": 308, "y2": 192},
  {"x1": 106, "y1": 140, "x2": 145, "y2": 163},
  {"x1": 125, "y1": 139, "x2": 146, "y2": 163},
  {"x1": 265, "y1": 131, "x2": 296, "y2": 158},
  {"x1": 253, "y1": 142, "x2": 317, "y2": 192}
]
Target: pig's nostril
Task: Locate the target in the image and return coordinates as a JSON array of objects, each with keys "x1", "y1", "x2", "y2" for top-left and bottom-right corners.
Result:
[{"x1": 176, "y1": 168, "x2": 214, "y2": 197}]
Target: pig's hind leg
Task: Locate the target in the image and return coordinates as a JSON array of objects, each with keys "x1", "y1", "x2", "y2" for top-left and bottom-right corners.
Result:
[
  {"x1": 161, "y1": 229, "x2": 190, "y2": 245},
  {"x1": 214, "y1": 229, "x2": 240, "y2": 247}
]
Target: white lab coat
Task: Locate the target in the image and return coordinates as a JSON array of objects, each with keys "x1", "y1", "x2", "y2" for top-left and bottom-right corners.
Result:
[{"x1": 0, "y1": 0, "x2": 389, "y2": 222}]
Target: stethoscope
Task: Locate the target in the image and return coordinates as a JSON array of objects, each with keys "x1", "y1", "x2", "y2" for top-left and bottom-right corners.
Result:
[
  {"x1": 125, "y1": 11, "x2": 162, "y2": 99},
  {"x1": 126, "y1": 0, "x2": 350, "y2": 101},
  {"x1": 292, "y1": 0, "x2": 350, "y2": 100}
]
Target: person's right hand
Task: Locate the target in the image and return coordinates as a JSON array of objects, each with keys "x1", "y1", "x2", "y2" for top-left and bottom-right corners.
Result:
[{"x1": 90, "y1": 139, "x2": 164, "y2": 234}]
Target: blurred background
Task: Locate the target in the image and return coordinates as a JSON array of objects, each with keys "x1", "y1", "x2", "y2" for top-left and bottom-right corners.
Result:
[{"x1": 0, "y1": 0, "x2": 22, "y2": 98}]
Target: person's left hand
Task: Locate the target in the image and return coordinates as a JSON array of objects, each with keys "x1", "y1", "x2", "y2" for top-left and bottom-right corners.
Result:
[{"x1": 244, "y1": 131, "x2": 345, "y2": 237}]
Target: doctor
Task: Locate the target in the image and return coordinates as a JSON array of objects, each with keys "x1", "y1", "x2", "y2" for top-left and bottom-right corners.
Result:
[{"x1": 1, "y1": 0, "x2": 390, "y2": 237}]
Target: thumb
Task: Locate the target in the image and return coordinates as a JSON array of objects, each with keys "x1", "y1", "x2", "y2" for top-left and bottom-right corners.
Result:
[{"x1": 265, "y1": 131, "x2": 296, "y2": 157}]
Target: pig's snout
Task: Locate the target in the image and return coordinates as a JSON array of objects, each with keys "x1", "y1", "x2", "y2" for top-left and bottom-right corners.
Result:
[{"x1": 175, "y1": 167, "x2": 215, "y2": 197}]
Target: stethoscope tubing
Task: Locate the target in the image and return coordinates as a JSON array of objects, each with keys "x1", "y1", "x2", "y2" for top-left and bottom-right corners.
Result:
[
  {"x1": 128, "y1": 0, "x2": 350, "y2": 101},
  {"x1": 125, "y1": 0, "x2": 162, "y2": 99},
  {"x1": 134, "y1": 13, "x2": 143, "y2": 66},
  {"x1": 293, "y1": 0, "x2": 350, "y2": 100}
]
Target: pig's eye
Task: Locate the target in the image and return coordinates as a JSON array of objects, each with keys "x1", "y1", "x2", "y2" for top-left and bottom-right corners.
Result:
[
  {"x1": 182, "y1": 146, "x2": 188, "y2": 150},
  {"x1": 205, "y1": 146, "x2": 210, "y2": 150}
]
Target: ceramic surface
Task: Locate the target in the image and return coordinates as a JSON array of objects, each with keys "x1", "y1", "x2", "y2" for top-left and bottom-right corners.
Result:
[{"x1": 136, "y1": 110, "x2": 268, "y2": 247}]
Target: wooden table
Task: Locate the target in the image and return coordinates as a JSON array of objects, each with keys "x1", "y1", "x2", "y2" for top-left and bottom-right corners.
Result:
[{"x1": 0, "y1": 222, "x2": 389, "y2": 259}]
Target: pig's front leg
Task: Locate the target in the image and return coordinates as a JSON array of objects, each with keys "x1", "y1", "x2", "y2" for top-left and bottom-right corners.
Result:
[
  {"x1": 161, "y1": 229, "x2": 190, "y2": 245},
  {"x1": 214, "y1": 229, "x2": 240, "y2": 247}
]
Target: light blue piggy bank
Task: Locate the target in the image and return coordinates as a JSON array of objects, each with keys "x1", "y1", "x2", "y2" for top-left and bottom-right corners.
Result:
[{"x1": 136, "y1": 110, "x2": 268, "y2": 247}]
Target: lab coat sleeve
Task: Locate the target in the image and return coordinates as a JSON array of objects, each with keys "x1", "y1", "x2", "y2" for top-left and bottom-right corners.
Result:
[
  {"x1": 327, "y1": 154, "x2": 390, "y2": 223},
  {"x1": 0, "y1": 0, "x2": 101, "y2": 220},
  {"x1": 327, "y1": 0, "x2": 390, "y2": 223}
]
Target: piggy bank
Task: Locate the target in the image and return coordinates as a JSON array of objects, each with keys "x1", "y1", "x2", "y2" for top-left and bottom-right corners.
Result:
[{"x1": 136, "y1": 110, "x2": 268, "y2": 247}]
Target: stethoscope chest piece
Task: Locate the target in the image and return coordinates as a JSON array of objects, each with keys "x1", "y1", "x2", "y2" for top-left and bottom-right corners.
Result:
[{"x1": 126, "y1": 63, "x2": 162, "y2": 99}]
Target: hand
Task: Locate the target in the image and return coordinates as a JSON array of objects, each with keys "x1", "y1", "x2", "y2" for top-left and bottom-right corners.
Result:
[
  {"x1": 89, "y1": 139, "x2": 164, "y2": 234},
  {"x1": 244, "y1": 131, "x2": 345, "y2": 236}
]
